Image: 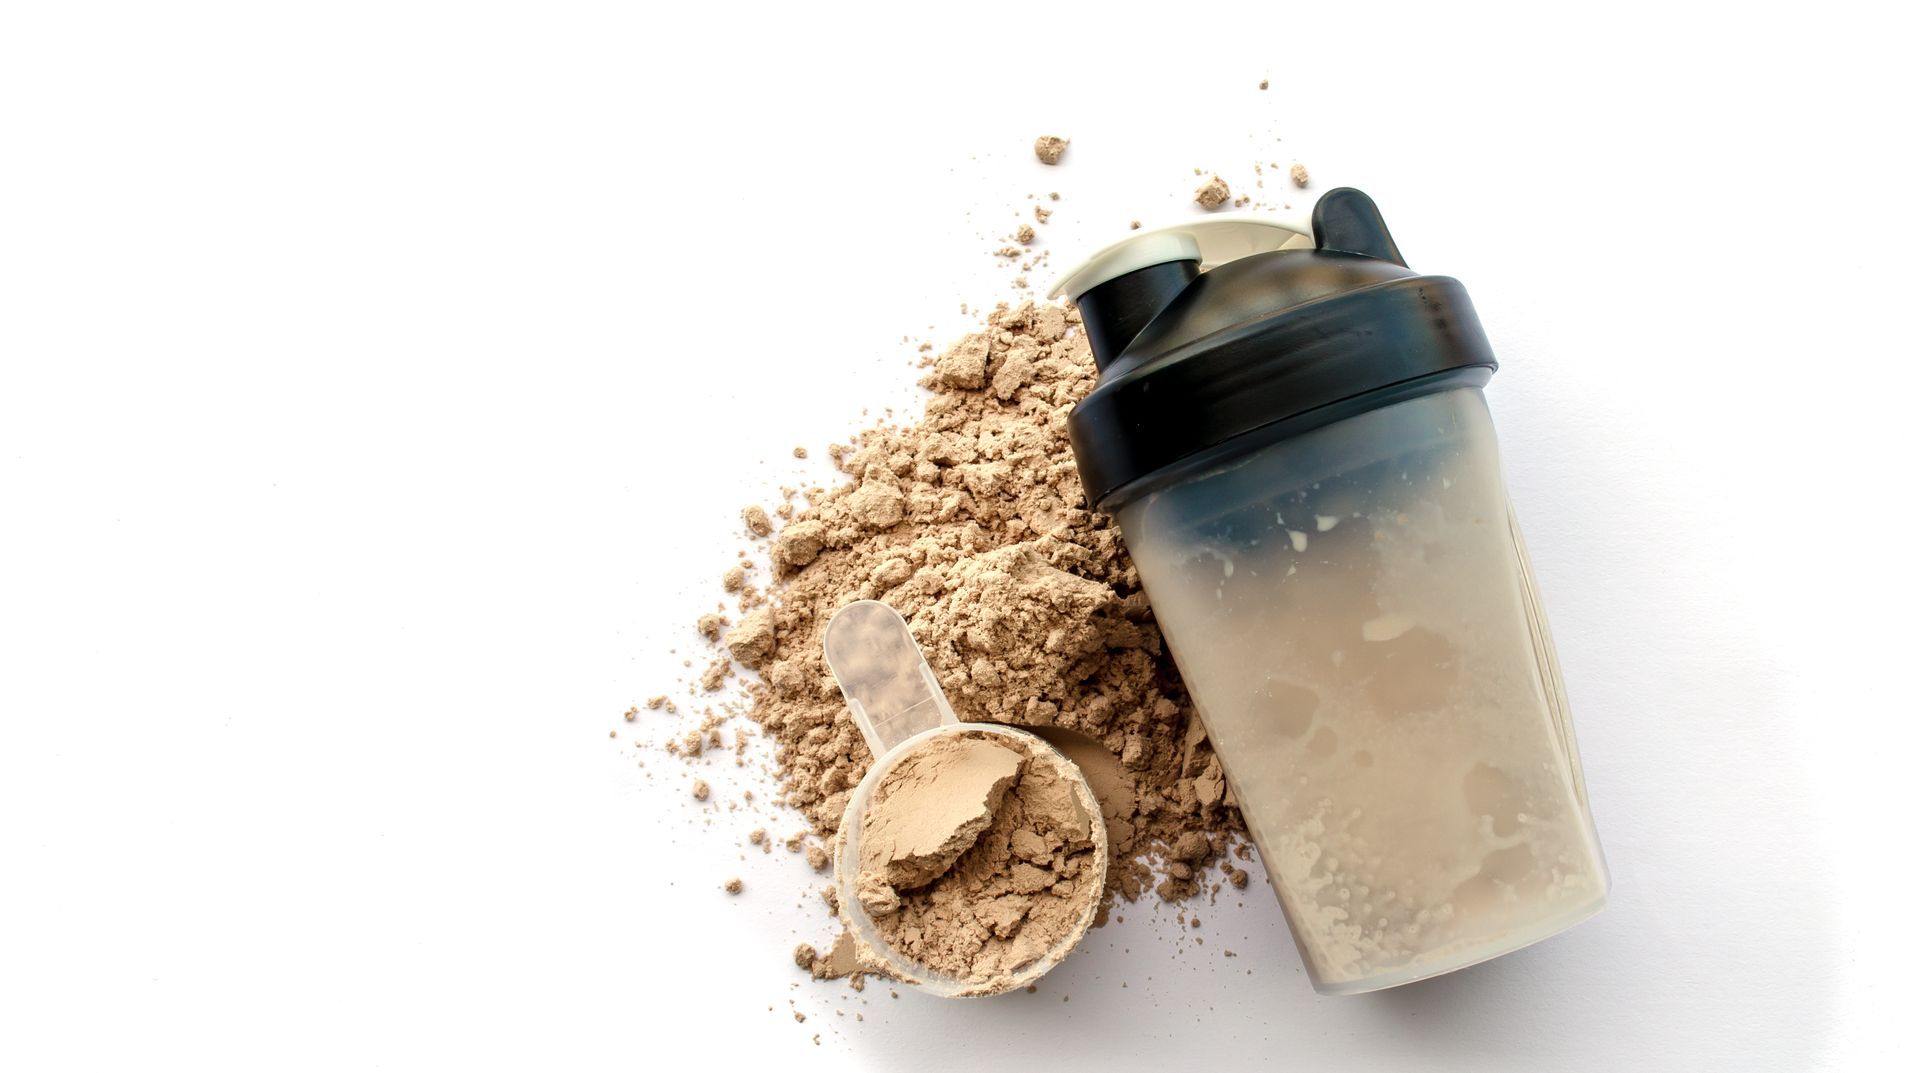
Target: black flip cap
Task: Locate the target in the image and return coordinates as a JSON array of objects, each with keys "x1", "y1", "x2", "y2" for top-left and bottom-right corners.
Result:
[{"x1": 1065, "y1": 189, "x2": 1498, "y2": 511}]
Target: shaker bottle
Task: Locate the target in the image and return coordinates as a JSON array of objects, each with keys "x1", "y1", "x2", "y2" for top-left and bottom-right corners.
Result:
[{"x1": 1051, "y1": 189, "x2": 1607, "y2": 994}]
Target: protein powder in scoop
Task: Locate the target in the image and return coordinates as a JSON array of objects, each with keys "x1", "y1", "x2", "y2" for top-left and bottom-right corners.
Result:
[{"x1": 854, "y1": 729, "x2": 1102, "y2": 987}]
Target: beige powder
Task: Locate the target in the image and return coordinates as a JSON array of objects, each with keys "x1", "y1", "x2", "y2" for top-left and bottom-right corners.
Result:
[
  {"x1": 742, "y1": 505, "x2": 774, "y2": 537},
  {"x1": 854, "y1": 733, "x2": 1024, "y2": 913},
  {"x1": 1033, "y1": 135, "x2": 1068, "y2": 165},
  {"x1": 854, "y1": 730, "x2": 1101, "y2": 986},
  {"x1": 717, "y1": 299, "x2": 1242, "y2": 917},
  {"x1": 1195, "y1": 175, "x2": 1231, "y2": 209},
  {"x1": 803, "y1": 931, "x2": 863, "y2": 981}
]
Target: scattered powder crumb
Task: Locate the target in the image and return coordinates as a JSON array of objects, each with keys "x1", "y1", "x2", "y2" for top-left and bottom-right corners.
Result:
[
  {"x1": 1195, "y1": 176, "x2": 1231, "y2": 210},
  {"x1": 750, "y1": 828, "x2": 767, "y2": 845},
  {"x1": 1048, "y1": 191, "x2": 1059, "y2": 200},
  {"x1": 691, "y1": 778, "x2": 710, "y2": 801},
  {"x1": 1129, "y1": 220, "x2": 1141, "y2": 230},
  {"x1": 793, "y1": 446, "x2": 808, "y2": 459},
  {"x1": 645, "y1": 695, "x2": 668, "y2": 711},
  {"x1": 622, "y1": 706, "x2": 638, "y2": 722},
  {"x1": 742, "y1": 505, "x2": 774, "y2": 538},
  {"x1": 725, "y1": 877, "x2": 743, "y2": 895},
  {"x1": 696, "y1": 613, "x2": 728, "y2": 641},
  {"x1": 722, "y1": 565, "x2": 747, "y2": 593},
  {"x1": 793, "y1": 943, "x2": 816, "y2": 969},
  {"x1": 1259, "y1": 78, "x2": 1269, "y2": 90},
  {"x1": 699, "y1": 658, "x2": 729, "y2": 692},
  {"x1": 994, "y1": 246, "x2": 1020, "y2": 258},
  {"x1": 802, "y1": 932, "x2": 864, "y2": 984},
  {"x1": 805, "y1": 843, "x2": 830, "y2": 873},
  {"x1": 793, "y1": 1011, "x2": 806, "y2": 1024},
  {"x1": 1033, "y1": 205, "x2": 1051, "y2": 223},
  {"x1": 1033, "y1": 136, "x2": 1068, "y2": 165},
  {"x1": 1290, "y1": 162, "x2": 1310, "y2": 188}
]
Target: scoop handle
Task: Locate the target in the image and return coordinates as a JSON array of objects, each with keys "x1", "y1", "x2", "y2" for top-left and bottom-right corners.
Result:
[{"x1": 822, "y1": 600, "x2": 957, "y2": 757}]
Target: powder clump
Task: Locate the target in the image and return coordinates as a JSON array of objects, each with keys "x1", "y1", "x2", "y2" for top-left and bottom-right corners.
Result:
[
  {"x1": 1195, "y1": 176, "x2": 1231, "y2": 209},
  {"x1": 742, "y1": 505, "x2": 774, "y2": 537},
  {"x1": 932, "y1": 333, "x2": 991, "y2": 390},
  {"x1": 1033, "y1": 135, "x2": 1068, "y2": 165},
  {"x1": 856, "y1": 734, "x2": 1024, "y2": 911},
  {"x1": 725, "y1": 607, "x2": 776, "y2": 668},
  {"x1": 803, "y1": 932, "x2": 864, "y2": 982},
  {"x1": 775, "y1": 519, "x2": 829, "y2": 572},
  {"x1": 845, "y1": 477, "x2": 906, "y2": 530}
]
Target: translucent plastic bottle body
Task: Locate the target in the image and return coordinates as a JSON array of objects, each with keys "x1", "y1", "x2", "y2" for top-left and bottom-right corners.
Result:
[{"x1": 1118, "y1": 388, "x2": 1607, "y2": 993}]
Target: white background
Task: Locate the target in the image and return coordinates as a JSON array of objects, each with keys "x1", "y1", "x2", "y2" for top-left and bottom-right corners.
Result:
[{"x1": 3, "y1": 2, "x2": 1915, "y2": 1070}]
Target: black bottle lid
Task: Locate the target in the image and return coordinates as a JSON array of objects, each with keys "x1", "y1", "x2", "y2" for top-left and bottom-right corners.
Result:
[{"x1": 1053, "y1": 189, "x2": 1497, "y2": 511}]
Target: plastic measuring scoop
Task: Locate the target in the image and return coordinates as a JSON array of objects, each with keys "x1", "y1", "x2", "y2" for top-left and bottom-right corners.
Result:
[{"x1": 822, "y1": 599, "x2": 1109, "y2": 998}]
